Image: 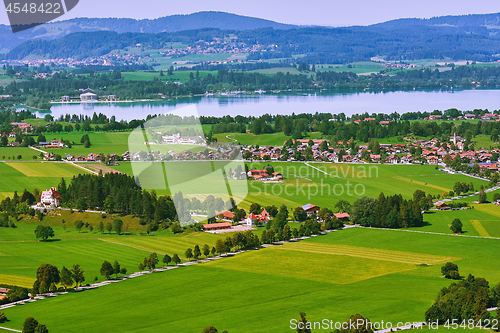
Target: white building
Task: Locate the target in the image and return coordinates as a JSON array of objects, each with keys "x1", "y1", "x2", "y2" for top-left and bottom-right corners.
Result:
[{"x1": 40, "y1": 188, "x2": 61, "y2": 207}]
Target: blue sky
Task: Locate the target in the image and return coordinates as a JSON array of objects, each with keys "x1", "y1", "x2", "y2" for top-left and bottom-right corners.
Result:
[{"x1": 1, "y1": 0, "x2": 500, "y2": 26}]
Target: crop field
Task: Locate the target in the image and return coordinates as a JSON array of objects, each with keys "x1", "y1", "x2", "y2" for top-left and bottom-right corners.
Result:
[
  {"x1": 0, "y1": 162, "x2": 86, "y2": 201},
  {"x1": 1, "y1": 227, "x2": 499, "y2": 332}
]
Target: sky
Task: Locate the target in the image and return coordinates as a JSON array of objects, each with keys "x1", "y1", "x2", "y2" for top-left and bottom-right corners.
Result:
[{"x1": 1, "y1": 0, "x2": 500, "y2": 26}]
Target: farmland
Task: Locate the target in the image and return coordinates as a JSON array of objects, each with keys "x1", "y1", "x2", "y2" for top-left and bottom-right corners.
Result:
[
  {"x1": 0, "y1": 162, "x2": 87, "y2": 201},
  {"x1": 1, "y1": 227, "x2": 499, "y2": 332}
]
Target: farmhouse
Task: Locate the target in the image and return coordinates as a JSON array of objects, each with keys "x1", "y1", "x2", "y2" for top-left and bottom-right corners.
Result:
[
  {"x1": 302, "y1": 203, "x2": 320, "y2": 216},
  {"x1": 40, "y1": 188, "x2": 61, "y2": 207}
]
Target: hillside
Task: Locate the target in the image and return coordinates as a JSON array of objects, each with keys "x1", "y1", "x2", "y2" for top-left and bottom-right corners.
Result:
[{"x1": 0, "y1": 11, "x2": 297, "y2": 52}]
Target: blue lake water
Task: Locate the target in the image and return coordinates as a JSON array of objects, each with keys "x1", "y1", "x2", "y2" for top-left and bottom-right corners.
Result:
[{"x1": 41, "y1": 89, "x2": 500, "y2": 121}]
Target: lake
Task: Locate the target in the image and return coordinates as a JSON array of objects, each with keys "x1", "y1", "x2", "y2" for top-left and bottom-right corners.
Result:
[{"x1": 41, "y1": 89, "x2": 500, "y2": 121}]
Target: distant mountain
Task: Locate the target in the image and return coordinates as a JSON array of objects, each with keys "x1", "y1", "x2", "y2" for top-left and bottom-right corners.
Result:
[
  {"x1": 372, "y1": 12, "x2": 500, "y2": 28},
  {"x1": 0, "y1": 11, "x2": 297, "y2": 52},
  {"x1": 2, "y1": 11, "x2": 500, "y2": 63}
]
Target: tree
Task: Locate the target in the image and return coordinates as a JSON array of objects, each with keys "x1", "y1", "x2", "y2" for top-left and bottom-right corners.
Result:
[
  {"x1": 203, "y1": 244, "x2": 210, "y2": 258},
  {"x1": 144, "y1": 252, "x2": 159, "y2": 271},
  {"x1": 162, "y1": 254, "x2": 171, "y2": 267},
  {"x1": 113, "y1": 219, "x2": 123, "y2": 235},
  {"x1": 211, "y1": 246, "x2": 216, "y2": 257},
  {"x1": 74, "y1": 220, "x2": 84, "y2": 232},
  {"x1": 493, "y1": 193, "x2": 500, "y2": 202},
  {"x1": 98, "y1": 221, "x2": 104, "y2": 233},
  {"x1": 71, "y1": 264, "x2": 85, "y2": 287},
  {"x1": 478, "y1": 189, "x2": 487, "y2": 203},
  {"x1": 283, "y1": 225, "x2": 291, "y2": 241},
  {"x1": 350, "y1": 197, "x2": 378, "y2": 226},
  {"x1": 112, "y1": 260, "x2": 120, "y2": 278},
  {"x1": 172, "y1": 253, "x2": 181, "y2": 265},
  {"x1": 295, "y1": 312, "x2": 312, "y2": 333},
  {"x1": 193, "y1": 245, "x2": 201, "y2": 260},
  {"x1": 249, "y1": 203, "x2": 262, "y2": 215},
  {"x1": 293, "y1": 207, "x2": 307, "y2": 222},
  {"x1": 100, "y1": 261, "x2": 113, "y2": 280},
  {"x1": 59, "y1": 266, "x2": 73, "y2": 291},
  {"x1": 185, "y1": 248, "x2": 193, "y2": 261},
  {"x1": 34, "y1": 225, "x2": 54, "y2": 241},
  {"x1": 34, "y1": 324, "x2": 48, "y2": 333},
  {"x1": 201, "y1": 326, "x2": 219, "y2": 333},
  {"x1": 36, "y1": 264, "x2": 60, "y2": 292},
  {"x1": 23, "y1": 317, "x2": 39, "y2": 333},
  {"x1": 450, "y1": 218, "x2": 463, "y2": 234},
  {"x1": 215, "y1": 238, "x2": 225, "y2": 255},
  {"x1": 105, "y1": 222, "x2": 113, "y2": 233},
  {"x1": 441, "y1": 262, "x2": 459, "y2": 279},
  {"x1": 0, "y1": 312, "x2": 7, "y2": 323}
]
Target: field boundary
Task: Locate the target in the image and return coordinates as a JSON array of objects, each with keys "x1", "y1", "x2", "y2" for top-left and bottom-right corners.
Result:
[
  {"x1": 279, "y1": 242, "x2": 459, "y2": 265},
  {"x1": 470, "y1": 220, "x2": 491, "y2": 237}
]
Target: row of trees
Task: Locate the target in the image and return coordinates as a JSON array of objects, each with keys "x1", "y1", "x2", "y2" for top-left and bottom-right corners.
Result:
[{"x1": 100, "y1": 260, "x2": 127, "y2": 280}]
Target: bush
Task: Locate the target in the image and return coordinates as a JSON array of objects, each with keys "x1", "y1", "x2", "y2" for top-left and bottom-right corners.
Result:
[
  {"x1": 441, "y1": 262, "x2": 459, "y2": 279},
  {"x1": 449, "y1": 270, "x2": 460, "y2": 280},
  {"x1": 0, "y1": 311, "x2": 7, "y2": 323}
]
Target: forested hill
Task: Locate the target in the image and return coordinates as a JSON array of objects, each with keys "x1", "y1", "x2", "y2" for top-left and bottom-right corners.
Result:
[
  {"x1": 373, "y1": 12, "x2": 500, "y2": 28},
  {"x1": 0, "y1": 11, "x2": 297, "y2": 52},
  {"x1": 2, "y1": 11, "x2": 500, "y2": 62}
]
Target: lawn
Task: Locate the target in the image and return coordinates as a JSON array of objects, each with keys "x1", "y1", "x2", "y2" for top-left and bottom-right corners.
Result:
[{"x1": 2, "y1": 227, "x2": 500, "y2": 332}]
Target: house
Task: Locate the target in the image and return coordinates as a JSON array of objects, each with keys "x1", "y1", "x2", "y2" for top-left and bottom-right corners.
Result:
[
  {"x1": 65, "y1": 154, "x2": 74, "y2": 161},
  {"x1": 302, "y1": 204, "x2": 320, "y2": 216},
  {"x1": 464, "y1": 114, "x2": 476, "y2": 120},
  {"x1": 40, "y1": 188, "x2": 61, "y2": 207},
  {"x1": 370, "y1": 154, "x2": 381, "y2": 162},
  {"x1": 247, "y1": 170, "x2": 269, "y2": 178},
  {"x1": 380, "y1": 121, "x2": 390, "y2": 125},
  {"x1": 245, "y1": 210, "x2": 270, "y2": 226},
  {"x1": 333, "y1": 212, "x2": 350, "y2": 221},
  {"x1": 217, "y1": 211, "x2": 235, "y2": 221},
  {"x1": 203, "y1": 222, "x2": 232, "y2": 231},
  {"x1": 10, "y1": 122, "x2": 33, "y2": 133},
  {"x1": 436, "y1": 202, "x2": 450, "y2": 210},
  {"x1": 0, "y1": 287, "x2": 9, "y2": 301}
]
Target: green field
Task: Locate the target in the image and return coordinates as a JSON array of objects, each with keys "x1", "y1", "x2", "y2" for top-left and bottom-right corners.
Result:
[
  {"x1": 0, "y1": 162, "x2": 87, "y2": 201},
  {"x1": 0, "y1": 147, "x2": 44, "y2": 161},
  {"x1": 1, "y1": 227, "x2": 500, "y2": 332},
  {"x1": 213, "y1": 131, "x2": 324, "y2": 146},
  {"x1": 121, "y1": 70, "x2": 217, "y2": 83},
  {"x1": 316, "y1": 61, "x2": 386, "y2": 74}
]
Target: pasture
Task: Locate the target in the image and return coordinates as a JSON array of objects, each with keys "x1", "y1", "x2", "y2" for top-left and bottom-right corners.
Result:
[
  {"x1": 1, "y1": 227, "x2": 499, "y2": 332},
  {"x1": 0, "y1": 147, "x2": 41, "y2": 161}
]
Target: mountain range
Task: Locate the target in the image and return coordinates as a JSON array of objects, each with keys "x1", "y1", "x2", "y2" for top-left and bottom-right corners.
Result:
[{"x1": 1, "y1": 11, "x2": 500, "y2": 62}]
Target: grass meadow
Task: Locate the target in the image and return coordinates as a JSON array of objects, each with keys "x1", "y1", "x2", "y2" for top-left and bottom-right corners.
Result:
[{"x1": 1, "y1": 227, "x2": 499, "y2": 332}]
